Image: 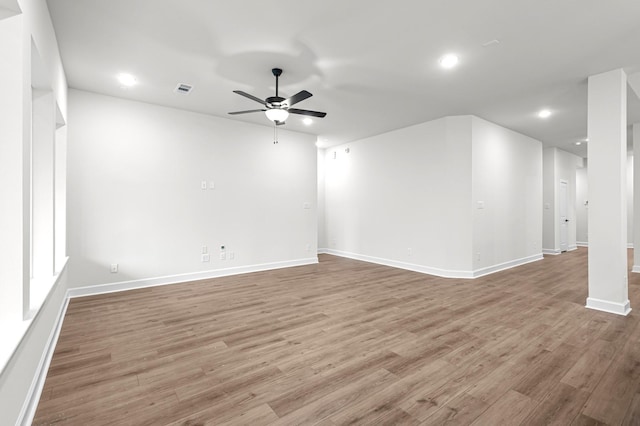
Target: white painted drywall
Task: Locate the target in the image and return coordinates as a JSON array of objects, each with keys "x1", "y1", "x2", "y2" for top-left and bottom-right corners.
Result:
[
  {"x1": 627, "y1": 154, "x2": 634, "y2": 246},
  {"x1": 323, "y1": 115, "x2": 542, "y2": 277},
  {"x1": 576, "y1": 166, "x2": 589, "y2": 245},
  {"x1": 471, "y1": 116, "x2": 542, "y2": 270},
  {"x1": 556, "y1": 148, "x2": 583, "y2": 250},
  {"x1": 573, "y1": 153, "x2": 633, "y2": 247},
  {"x1": 66, "y1": 90, "x2": 318, "y2": 289},
  {"x1": 542, "y1": 148, "x2": 556, "y2": 251},
  {"x1": 317, "y1": 146, "x2": 327, "y2": 251},
  {"x1": 542, "y1": 147, "x2": 583, "y2": 253},
  {"x1": 323, "y1": 116, "x2": 473, "y2": 275}
]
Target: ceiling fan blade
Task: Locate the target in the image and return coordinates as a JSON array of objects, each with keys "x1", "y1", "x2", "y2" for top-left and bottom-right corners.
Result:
[
  {"x1": 284, "y1": 90, "x2": 312, "y2": 107},
  {"x1": 288, "y1": 108, "x2": 327, "y2": 118},
  {"x1": 233, "y1": 90, "x2": 267, "y2": 105},
  {"x1": 228, "y1": 109, "x2": 266, "y2": 115}
]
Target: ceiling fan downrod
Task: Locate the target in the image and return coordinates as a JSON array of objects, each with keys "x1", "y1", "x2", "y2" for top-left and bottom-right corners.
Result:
[{"x1": 272, "y1": 68, "x2": 282, "y2": 98}]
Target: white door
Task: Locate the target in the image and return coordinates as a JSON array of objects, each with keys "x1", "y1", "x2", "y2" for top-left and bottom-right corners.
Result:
[{"x1": 559, "y1": 180, "x2": 568, "y2": 252}]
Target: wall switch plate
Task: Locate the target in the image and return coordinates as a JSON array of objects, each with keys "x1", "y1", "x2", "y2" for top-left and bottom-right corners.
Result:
[
  {"x1": 219, "y1": 252, "x2": 226, "y2": 260},
  {"x1": 201, "y1": 181, "x2": 207, "y2": 190},
  {"x1": 110, "y1": 264, "x2": 118, "y2": 273},
  {"x1": 407, "y1": 248, "x2": 412, "y2": 256},
  {"x1": 201, "y1": 254, "x2": 210, "y2": 262},
  {"x1": 303, "y1": 202, "x2": 311, "y2": 209},
  {"x1": 477, "y1": 201, "x2": 484, "y2": 209},
  {"x1": 202, "y1": 246, "x2": 208, "y2": 254},
  {"x1": 209, "y1": 181, "x2": 215, "y2": 189},
  {"x1": 229, "y1": 251, "x2": 235, "y2": 260}
]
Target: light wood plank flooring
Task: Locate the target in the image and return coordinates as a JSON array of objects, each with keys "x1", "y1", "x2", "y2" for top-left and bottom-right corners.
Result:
[{"x1": 34, "y1": 249, "x2": 640, "y2": 425}]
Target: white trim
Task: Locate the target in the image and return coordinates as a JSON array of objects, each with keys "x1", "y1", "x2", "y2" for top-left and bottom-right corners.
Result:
[
  {"x1": 632, "y1": 265, "x2": 640, "y2": 273},
  {"x1": 576, "y1": 241, "x2": 589, "y2": 247},
  {"x1": 321, "y1": 249, "x2": 474, "y2": 278},
  {"x1": 470, "y1": 254, "x2": 544, "y2": 278},
  {"x1": 586, "y1": 297, "x2": 632, "y2": 316},
  {"x1": 317, "y1": 248, "x2": 329, "y2": 255},
  {"x1": 543, "y1": 248, "x2": 561, "y2": 255},
  {"x1": 568, "y1": 245, "x2": 578, "y2": 252},
  {"x1": 68, "y1": 257, "x2": 318, "y2": 298},
  {"x1": 19, "y1": 259, "x2": 70, "y2": 426},
  {"x1": 323, "y1": 249, "x2": 543, "y2": 279}
]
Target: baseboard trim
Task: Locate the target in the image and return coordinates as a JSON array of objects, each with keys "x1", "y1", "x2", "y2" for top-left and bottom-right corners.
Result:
[
  {"x1": 576, "y1": 242, "x2": 588, "y2": 247},
  {"x1": 568, "y1": 245, "x2": 578, "y2": 252},
  {"x1": 542, "y1": 249, "x2": 561, "y2": 255},
  {"x1": 323, "y1": 249, "x2": 543, "y2": 279},
  {"x1": 586, "y1": 297, "x2": 632, "y2": 316},
  {"x1": 68, "y1": 257, "x2": 319, "y2": 298},
  {"x1": 323, "y1": 249, "x2": 475, "y2": 278},
  {"x1": 20, "y1": 261, "x2": 70, "y2": 426},
  {"x1": 317, "y1": 248, "x2": 329, "y2": 255},
  {"x1": 470, "y1": 253, "x2": 544, "y2": 278}
]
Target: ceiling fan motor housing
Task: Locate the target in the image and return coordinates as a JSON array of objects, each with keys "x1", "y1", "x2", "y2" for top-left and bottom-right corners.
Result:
[{"x1": 266, "y1": 96, "x2": 286, "y2": 108}]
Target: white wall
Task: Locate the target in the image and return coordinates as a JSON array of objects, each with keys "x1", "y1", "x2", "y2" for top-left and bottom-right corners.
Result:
[
  {"x1": 542, "y1": 147, "x2": 583, "y2": 253},
  {"x1": 576, "y1": 166, "x2": 589, "y2": 245},
  {"x1": 317, "y1": 146, "x2": 327, "y2": 250},
  {"x1": 323, "y1": 116, "x2": 473, "y2": 276},
  {"x1": 67, "y1": 90, "x2": 318, "y2": 289},
  {"x1": 542, "y1": 148, "x2": 556, "y2": 251},
  {"x1": 471, "y1": 116, "x2": 543, "y2": 272},
  {"x1": 574, "y1": 153, "x2": 634, "y2": 247},
  {"x1": 0, "y1": 0, "x2": 68, "y2": 423},
  {"x1": 322, "y1": 115, "x2": 542, "y2": 278},
  {"x1": 627, "y1": 154, "x2": 634, "y2": 246}
]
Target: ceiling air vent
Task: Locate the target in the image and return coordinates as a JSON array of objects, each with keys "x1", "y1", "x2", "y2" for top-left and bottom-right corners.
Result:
[{"x1": 174, "y1": 83, "x2": 193, "y2": 95}]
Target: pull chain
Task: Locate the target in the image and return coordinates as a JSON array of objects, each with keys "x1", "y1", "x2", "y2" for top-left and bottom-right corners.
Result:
[{"x1": 273, "y1": 123, "x2": 278, "y2": 144}]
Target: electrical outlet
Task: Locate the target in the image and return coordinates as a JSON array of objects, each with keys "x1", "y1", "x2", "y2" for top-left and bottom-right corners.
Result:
[
  {"x1": 220, "y1": 252, "x2": 226, "y2": 260},
  {"x1": 110, "y1": 263, "x2": 118, "y2": 273},
  {"x1": 229, "y1": 251, "x2": 235, "y2": 260},
  {"x1": 201, "y1": 254, "x2": 210, "y2": 262},
  {"x1": 306, "y1": 244, "x2": 311, "y2": 252},
  {"x1": 407, "y1": 248, "x2": 412, "y2": 256}
]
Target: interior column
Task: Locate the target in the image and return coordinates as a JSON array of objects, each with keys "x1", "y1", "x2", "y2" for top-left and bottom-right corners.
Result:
[{"x1": 586, "y1": 68, "x2": 631, "y2": 316}]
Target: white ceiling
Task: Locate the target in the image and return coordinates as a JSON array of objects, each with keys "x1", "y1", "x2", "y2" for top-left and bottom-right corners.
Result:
[{"x1": 46, "y1": 0, "x2": 640, "y2": 156}]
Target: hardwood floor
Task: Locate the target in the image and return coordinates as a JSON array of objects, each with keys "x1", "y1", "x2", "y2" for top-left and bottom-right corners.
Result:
[{"x1": 34, "y1": 249, "x2": 640, "y2": 425}]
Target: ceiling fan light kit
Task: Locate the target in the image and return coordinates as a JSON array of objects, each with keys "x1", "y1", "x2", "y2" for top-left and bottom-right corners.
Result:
[
  {"x1": 265, "y1": 108, "x2": 289, "y2": 123},
  {"x1": 229, "y1": 68, "x2": 327, "y2": 126}
]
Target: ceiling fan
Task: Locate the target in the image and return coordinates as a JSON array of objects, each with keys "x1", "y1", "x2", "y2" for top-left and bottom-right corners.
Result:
[{"x1": 229, "y1": 68, "x2": 327, "y2": 126}]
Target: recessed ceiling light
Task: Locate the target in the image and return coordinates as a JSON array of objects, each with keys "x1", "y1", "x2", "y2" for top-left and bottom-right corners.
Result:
[
  {"x1": 439, "y1": 54, "x2": 459, "y2": 69},
  {"x1": 117, "y1": 73, "x2": 137, "y2": 87},
  {"x1": 538, "y1": 109, "x2": 552, "y2": 119},
  {"x1": 303, "y1": 118, "x2": 313, "y2": 125}
]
